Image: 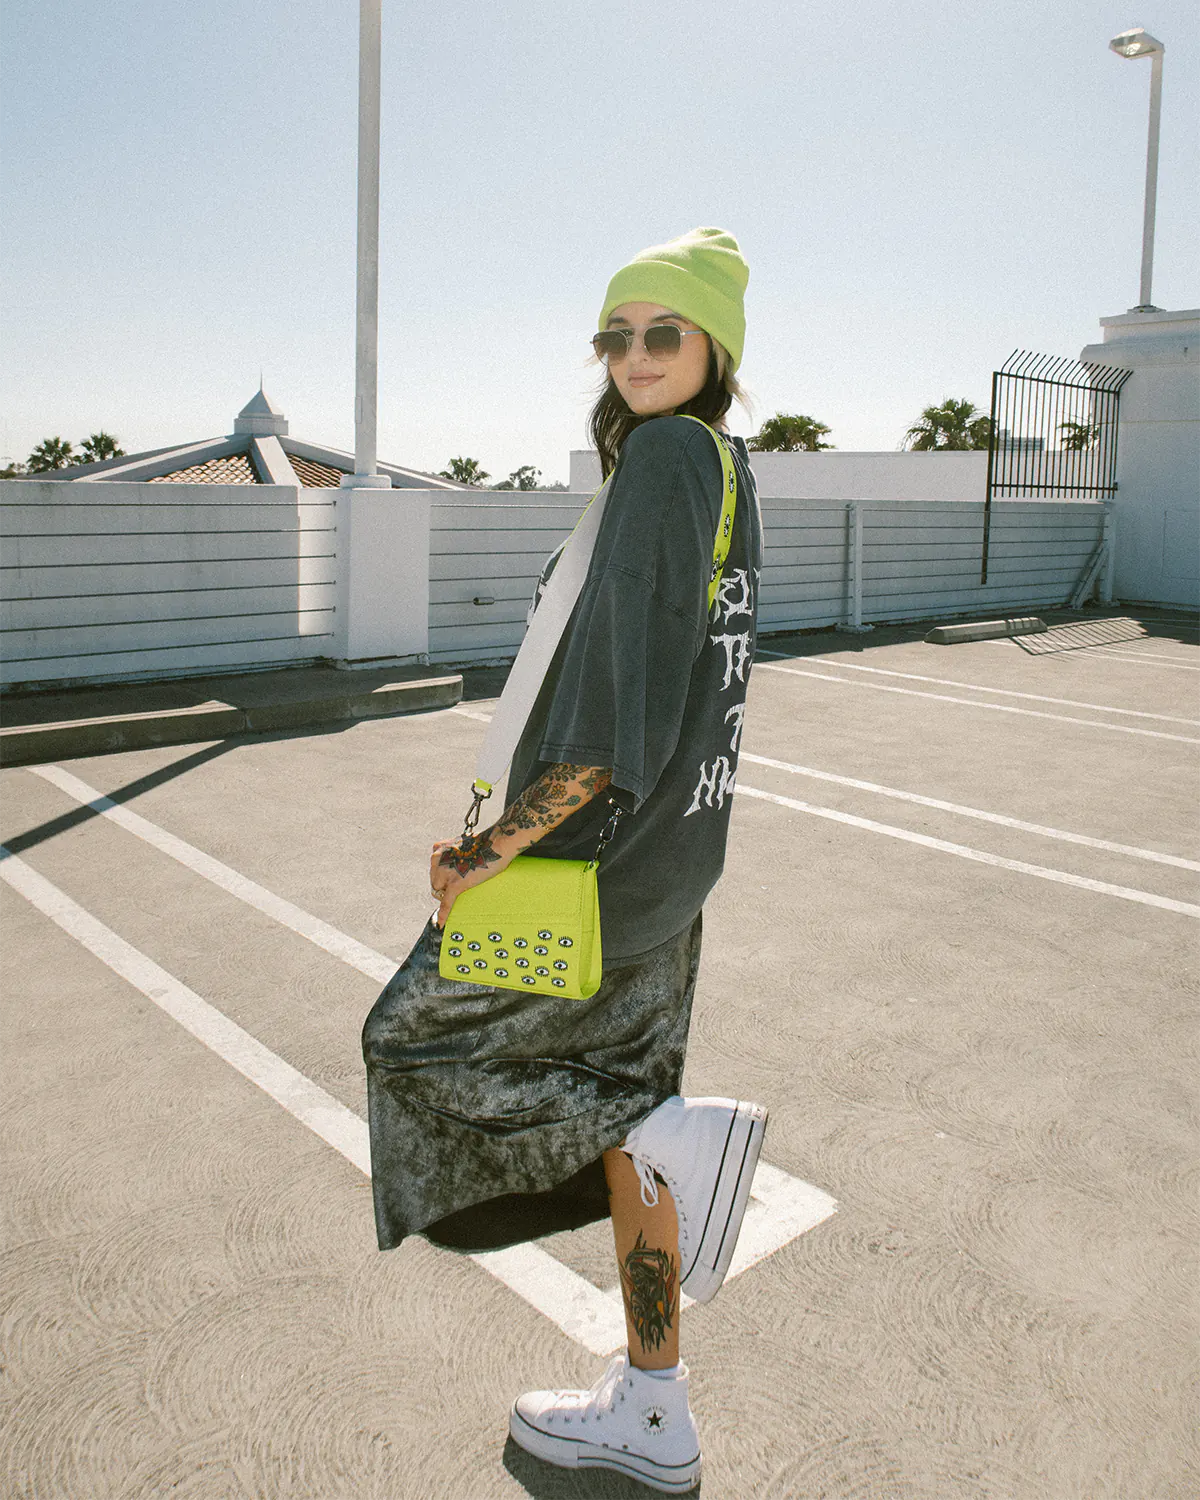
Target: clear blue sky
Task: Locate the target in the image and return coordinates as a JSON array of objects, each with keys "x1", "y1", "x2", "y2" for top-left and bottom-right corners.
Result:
[{"x1": 3, "y1": 0, "x2": 1197, "y2": 484}]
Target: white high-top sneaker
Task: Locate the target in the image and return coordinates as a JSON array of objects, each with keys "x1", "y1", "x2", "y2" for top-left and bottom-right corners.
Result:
[
  {"x1": 620, "y1": 1095, "x2": 768, "y2": 1304},
  {"x1": 509, "y1": 1350, "x2": 701, "y2": 1493}
]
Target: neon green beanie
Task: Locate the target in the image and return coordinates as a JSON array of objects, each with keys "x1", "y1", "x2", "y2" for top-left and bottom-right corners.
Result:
[{"x1": 598, "y1": 226, "x2": 749, "y2": 373}]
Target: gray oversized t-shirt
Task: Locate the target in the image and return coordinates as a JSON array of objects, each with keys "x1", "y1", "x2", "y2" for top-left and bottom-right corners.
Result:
[{"x1": 504, "y1": 414, "x2": 762, "y2": 963}]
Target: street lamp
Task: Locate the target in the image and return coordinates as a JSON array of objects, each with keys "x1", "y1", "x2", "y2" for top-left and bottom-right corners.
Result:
[
  {"x1": 341, "y1": 0, "x2": 390, "y2": 490},
  {"x1": 1109, "y1": 26, "x2": 1165, "y2": 313}
]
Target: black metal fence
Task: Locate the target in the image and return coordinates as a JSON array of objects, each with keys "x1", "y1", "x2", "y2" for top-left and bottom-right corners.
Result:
[{"x1": 981, "y1": 350, "x2": 1131, "y2": 583}]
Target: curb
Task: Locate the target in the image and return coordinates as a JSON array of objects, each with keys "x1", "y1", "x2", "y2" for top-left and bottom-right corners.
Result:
[
  {"x1": 924, "y1": 617, "x2": 1048, "y2": 645},
  {"x1": 0, "y1": 673, "x2": 463, "y2": 768}
]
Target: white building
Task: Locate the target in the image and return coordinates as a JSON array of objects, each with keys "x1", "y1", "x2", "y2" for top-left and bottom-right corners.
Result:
[{"x1": 38, "y1": 388, "x2": 465, "y2": 492}]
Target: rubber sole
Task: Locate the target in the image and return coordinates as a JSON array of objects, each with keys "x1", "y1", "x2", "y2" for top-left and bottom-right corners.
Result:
[
  {"x1": 681, "y1": 1100, "x2": 769, "y2": 1305},
  {"x1": 509, "y1": 1405, "x2": 702, "y2": 1493}
]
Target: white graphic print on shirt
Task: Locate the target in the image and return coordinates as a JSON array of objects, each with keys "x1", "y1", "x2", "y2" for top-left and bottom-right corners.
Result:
[{"x1": 685, "y1": 566, "x2": 756, "y2": 818}]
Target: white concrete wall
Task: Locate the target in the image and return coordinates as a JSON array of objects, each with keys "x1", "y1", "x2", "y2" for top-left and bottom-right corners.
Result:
[
  {"x1": 428, "y1": 493, "x2": 588, "y2": 665},
  {"x1": 0, "y1": 479, "x2": 337, "y2": 688},
  {"x1": 1081, "y1": 308, "x2": 1199, "y2": 609},
  {"x1": 334, "y1": 489, "x2": 430, "y2": 664},
  {"x1": 570, "y1": 448, "x2": 989, "y2": 501}
]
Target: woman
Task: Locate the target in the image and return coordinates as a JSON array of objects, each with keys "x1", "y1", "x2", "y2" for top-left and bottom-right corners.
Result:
[{"x1": 362, "y1": 226, "x2": 767, "y2": 1495}]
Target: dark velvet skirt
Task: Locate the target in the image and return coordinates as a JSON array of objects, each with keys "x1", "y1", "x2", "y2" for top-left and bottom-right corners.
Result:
[{"x1": 361, "y1": 908, "x2": 703, "y2": 1253}]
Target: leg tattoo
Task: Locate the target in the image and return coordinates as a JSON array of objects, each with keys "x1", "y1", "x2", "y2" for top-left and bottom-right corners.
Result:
[{"x1": 618, "y1": 1231, "x2": 678, "y2": 1353}]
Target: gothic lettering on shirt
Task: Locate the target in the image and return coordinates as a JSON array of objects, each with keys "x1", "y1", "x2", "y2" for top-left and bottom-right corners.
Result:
[
  {"x1": 710, "y1": 630, "x2": 753, "y2": 691},
  {"x1": 713, "y1": 567, "x2": 752, "y2": 626},
  {"x1": 684, "y1": 754, "x2": 738, "y2": 817},
  {"x1": 724, "y1": 701, "x2": 746, "y2": 754}
]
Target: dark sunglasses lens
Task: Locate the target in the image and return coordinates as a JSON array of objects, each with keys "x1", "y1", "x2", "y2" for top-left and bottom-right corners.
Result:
[
  {"x1": 593, "y1": 331, "x2": 629, "y2": 363},
  {"x1": 645, "y1": 325, "x2": 682, "y2": 358}
]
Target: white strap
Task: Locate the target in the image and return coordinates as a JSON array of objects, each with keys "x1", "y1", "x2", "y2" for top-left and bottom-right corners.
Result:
[{"x1": 472, "y1": 475, "x2": 612, "y2": 794}]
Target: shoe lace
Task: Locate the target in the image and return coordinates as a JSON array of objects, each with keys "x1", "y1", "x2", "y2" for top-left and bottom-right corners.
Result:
[
  {"x1": 627, "y1": 1151, "x2": 660, "y2": 1209},
  {"x1": 589, "y1": 1353, "x2": 627, "y2": 1415}
]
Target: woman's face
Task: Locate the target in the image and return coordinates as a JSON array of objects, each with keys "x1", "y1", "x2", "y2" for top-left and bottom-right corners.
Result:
[{"x1": 602, "y1": 301, "x2": 712, "y2": 417}]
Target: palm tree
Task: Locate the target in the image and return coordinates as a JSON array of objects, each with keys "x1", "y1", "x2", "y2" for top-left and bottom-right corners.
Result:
[
  {"x1": 748, "y1": 413, "x2": 834, "y2": 452},
  {"x1": 437, "y1": 456, "x2": 491, "y2": 487},
  {"x1": 902, "y1": 399, "x2": 992, "y2": 451},
  {"x1": 80, "y1": 431, "x2": 125, "y2": 462},
  {"x1": 493, "y1": 464, "x2": 542, "y2": 491},
  {"x1": 27, "y1": 436, "x2": 78, "y2": 471},
  {"x1": 1059, "y1": 418, "x2": 1100, "y2": 452}
]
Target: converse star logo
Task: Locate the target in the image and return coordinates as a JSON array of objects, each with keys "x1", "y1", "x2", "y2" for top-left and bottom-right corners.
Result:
[{"x1": 641, "y1": 1404, "x2": 668, "y2": 1435}]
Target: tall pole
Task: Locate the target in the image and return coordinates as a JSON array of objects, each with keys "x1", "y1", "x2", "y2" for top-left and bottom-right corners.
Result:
[
  {"x1": 1137, "y1": 47, "x2": 1163, "y2": 311},
  {"x1": 342, "y1": 0, "x2": 390, "y2": 488}
]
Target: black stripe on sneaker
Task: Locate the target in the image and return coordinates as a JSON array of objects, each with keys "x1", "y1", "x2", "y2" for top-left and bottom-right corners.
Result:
[
  {"x1": 693, "y1": 1112, "x2": 737, "y2": 1268},
  {"x1": 712, "y1": 1114, "x2": 759, "y2": 1269}
]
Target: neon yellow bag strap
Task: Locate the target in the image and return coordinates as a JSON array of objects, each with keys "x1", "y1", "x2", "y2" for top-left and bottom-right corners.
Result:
[{"x1": 674, "y1": 415, "x2": 738, "y2": 612}]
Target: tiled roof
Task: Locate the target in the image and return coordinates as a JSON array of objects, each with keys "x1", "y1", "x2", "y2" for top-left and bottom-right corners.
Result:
[
  {"x1": 289, "y1": 453, "x2": 347, "y2": 488},
  {"x1": 149, "y1": 453, "x2": 261, "y2": 485}
]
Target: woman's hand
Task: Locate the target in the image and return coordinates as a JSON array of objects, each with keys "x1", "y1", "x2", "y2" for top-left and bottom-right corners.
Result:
[{"x1": 429, "y1": 832, "x2": 512, "y2": 930}]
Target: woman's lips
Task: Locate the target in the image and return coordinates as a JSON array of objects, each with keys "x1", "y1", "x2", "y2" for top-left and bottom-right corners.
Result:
[{"x1": 629, "y1": 375, "x2": 662, "y2": 386}]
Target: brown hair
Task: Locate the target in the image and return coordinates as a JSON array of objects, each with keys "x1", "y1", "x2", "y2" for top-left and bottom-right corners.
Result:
[{"x1": 586, "y1": 335, "x2": 752, "y2": 479}]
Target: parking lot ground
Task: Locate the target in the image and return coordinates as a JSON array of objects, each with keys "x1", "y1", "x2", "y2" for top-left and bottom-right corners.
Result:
[{"x1": 1, "y1": 604, "x2": 1197, "y2": 1498}]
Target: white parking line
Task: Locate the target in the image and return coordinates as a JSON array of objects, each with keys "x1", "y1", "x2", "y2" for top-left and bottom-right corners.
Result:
[
  {"x1": 739, "y1": 752, "x2": 1200, "y2": 872},
  {"x1": 755, "y1": 649, "x2": 1198, "y2": 724},
  {"x1": 754, "y1": 660, "x2": 1200, "y2": 744},
  {"x1": 27, "y1": 763, "x2": 396, "y2": 983},
  {"x1": 978, "y1": 639, "x2": 1200, "y2": 670},
  {"x1": 733, "y1": 785, "x2": 1200, "y2": 919},
  {"x1": 1079, "y1": 648, "x2": 1200, "y2": 672},
  {"x1": 0, "y1": 845, "x2": 374, "y2": 1175},
  {"x1": 450, "y1": 706, "x2": 1200, "y2": 894},
  {"x1": 5, "y1": 794, "x2": 831, "y2": 1355}
]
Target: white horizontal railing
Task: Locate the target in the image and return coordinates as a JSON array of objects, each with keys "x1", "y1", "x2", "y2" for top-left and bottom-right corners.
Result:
[
  {"x1": 429, "y1": 493, "x2": 1110, "y2": 666},
  {"x1": 0, "y1": 480, "x2": 1110, "y2": 689},
  {"x1": 0, "y1": 479, "x2": 337, "y2": 688}
]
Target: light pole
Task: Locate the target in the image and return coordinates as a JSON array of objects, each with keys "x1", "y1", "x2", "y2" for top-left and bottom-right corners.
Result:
[
  {"x1": 1109, "y1": 27, "x2": 1165, "y2": 314},
  {"x1": 341, "y1": 0, "x2": 390, "y2": 489}
]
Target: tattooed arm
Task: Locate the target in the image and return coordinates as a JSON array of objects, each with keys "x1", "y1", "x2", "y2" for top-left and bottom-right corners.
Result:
[{"x1": 430, "y1": 763, "x2": 613, "y2": 928}]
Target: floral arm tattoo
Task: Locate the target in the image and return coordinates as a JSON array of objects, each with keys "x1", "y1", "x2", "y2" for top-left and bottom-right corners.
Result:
[{"x1": 436, "y1": 763, "x2": 613, "y2": 876}]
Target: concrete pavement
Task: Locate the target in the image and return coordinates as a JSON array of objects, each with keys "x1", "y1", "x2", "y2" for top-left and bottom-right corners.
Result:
[{"x1": 1, "y1": 603, "x2": 1197, "y2": 1498}]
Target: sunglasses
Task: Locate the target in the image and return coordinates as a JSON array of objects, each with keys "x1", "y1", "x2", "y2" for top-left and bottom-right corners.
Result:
[{"x1": 591, "y1": 325, "x2": 709, "y2": 364}]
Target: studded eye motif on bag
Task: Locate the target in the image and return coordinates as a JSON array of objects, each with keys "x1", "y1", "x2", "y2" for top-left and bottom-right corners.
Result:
[{"x1": 446, "y1": 924, "x2": 582, "y2": 992}]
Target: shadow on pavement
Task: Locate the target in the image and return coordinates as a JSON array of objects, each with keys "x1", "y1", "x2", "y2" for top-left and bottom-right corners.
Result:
[{"x1": 502, "y1": 1436, "x2": 703, "y2": 1496}]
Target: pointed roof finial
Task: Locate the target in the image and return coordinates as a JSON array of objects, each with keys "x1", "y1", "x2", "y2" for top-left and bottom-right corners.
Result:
[{"x1": 234, "y1": 386, "x2": 288, "y2": 436}]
